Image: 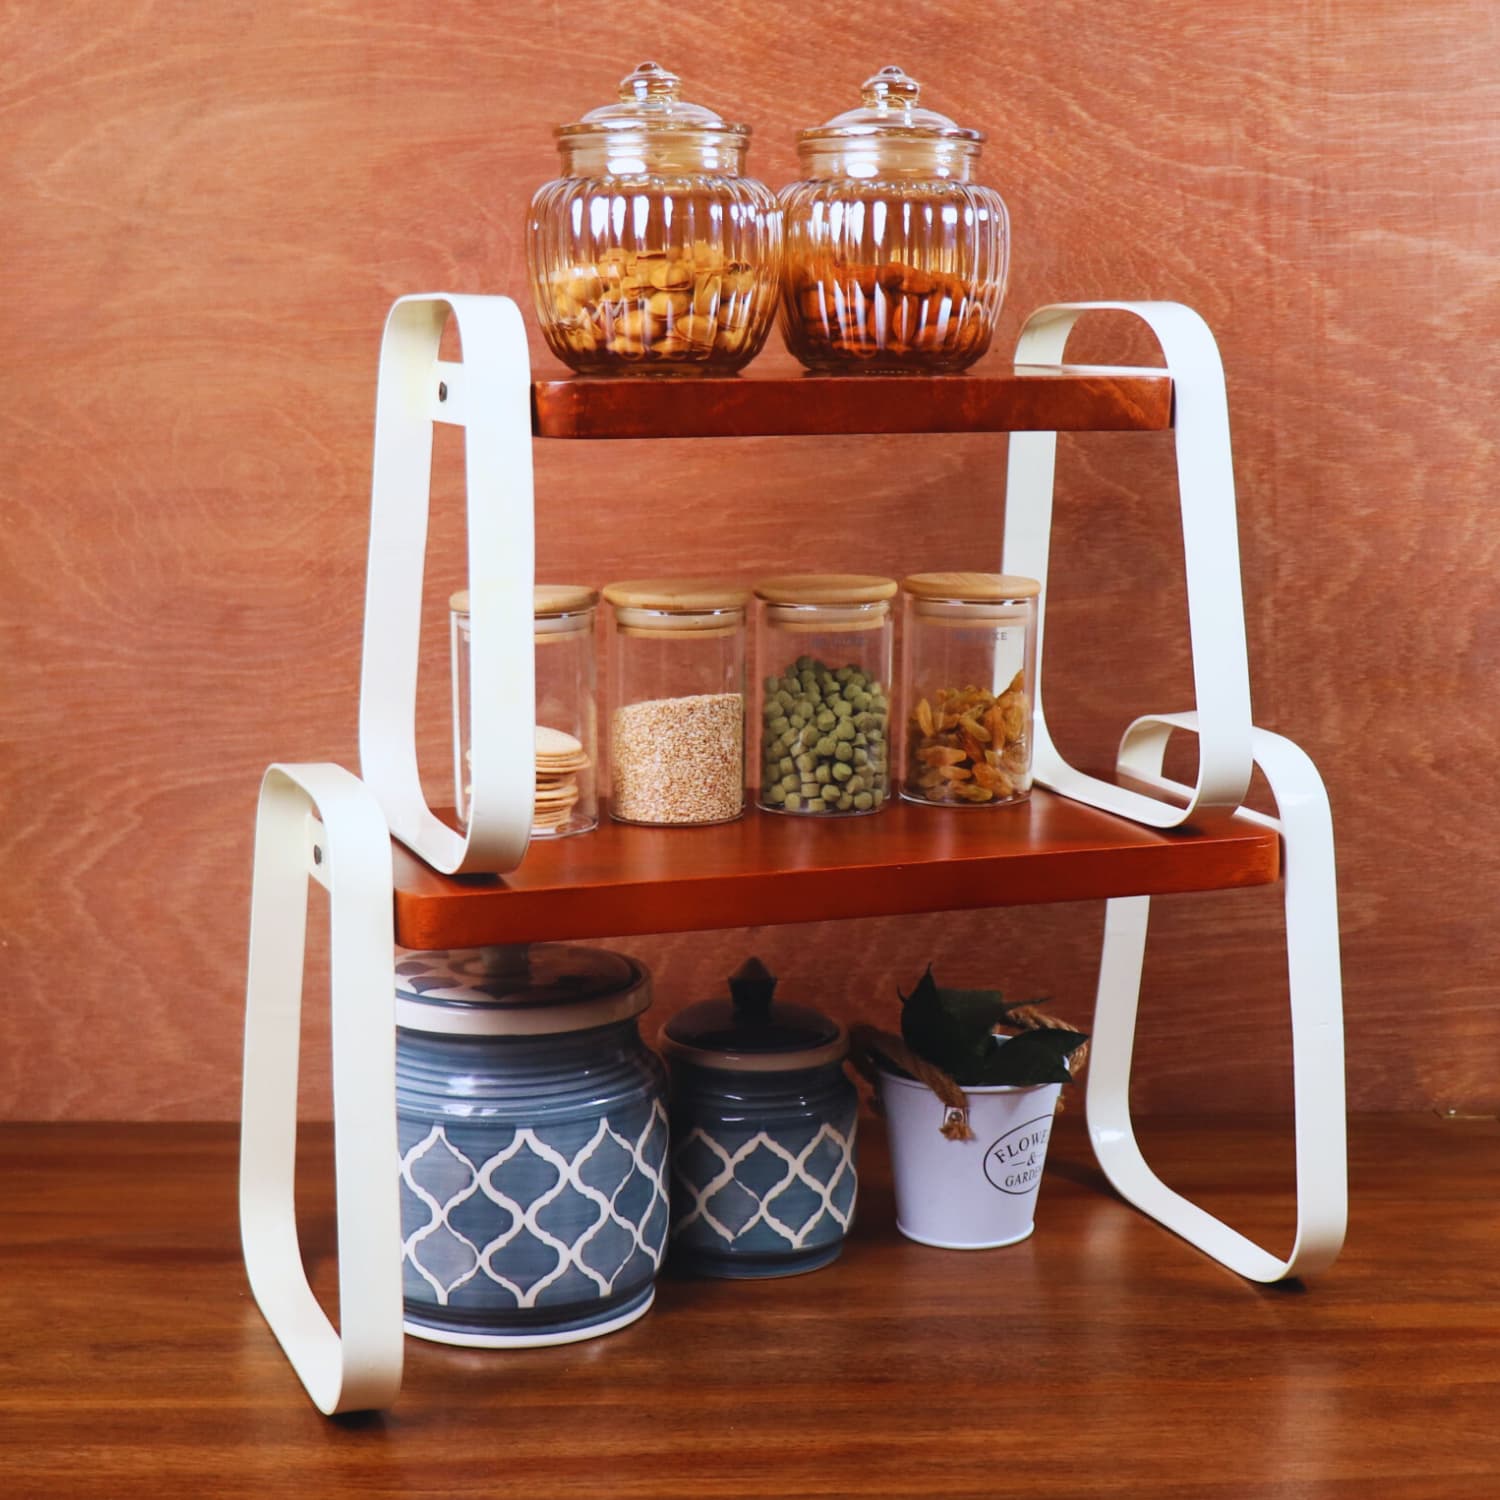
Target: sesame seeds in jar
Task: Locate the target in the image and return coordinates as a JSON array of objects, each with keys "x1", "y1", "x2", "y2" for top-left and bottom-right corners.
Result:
[{"x1": 602, "y1": 580, "x2": 749, "y2": 827}]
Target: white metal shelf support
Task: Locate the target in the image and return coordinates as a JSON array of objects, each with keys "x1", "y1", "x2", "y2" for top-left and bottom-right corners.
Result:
[
  {"x1": 359, "y1": 293, "x2": 536, "y2": 875},
  {"x1": 1088, "y1": 714, "x2": 1347, "y2": 1280},
  {"x1": 240, "y1": 762, "x2": 404, "y2": 1413},
  {"x1": 1003, "y1": 301, "x2": 1254, "y2": 828}
]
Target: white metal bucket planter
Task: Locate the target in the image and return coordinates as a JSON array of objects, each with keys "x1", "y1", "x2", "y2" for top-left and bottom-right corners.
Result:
[{"x1": 878, "y1": 1068, "x2": 1064, "y2": 1250}]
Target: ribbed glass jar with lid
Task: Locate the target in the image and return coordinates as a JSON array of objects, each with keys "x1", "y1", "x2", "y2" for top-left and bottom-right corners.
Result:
[
  {"x1": 898, "y1": 572, "x2": 1039, "y2": 807},
  {"x1": 753, "y1": 573, "x2": 896, "y2": 816},
  {"x1": 529, "y1": 61, "x2": 781, "y2": 374},
  {"x1": 450, "y1": 586, "x2": 599, "y2": 838},
  {"x1": 602, "y1": 579, "x2": 748, "y2": 826},
  {"x1": 394, "y1": 942, "x2": 668, "y2": 1347},
  {"x1": 779, "y1": 65, "x2": 1009, "y2": 373}
]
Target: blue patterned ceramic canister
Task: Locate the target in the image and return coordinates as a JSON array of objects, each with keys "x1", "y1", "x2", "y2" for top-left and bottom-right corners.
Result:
[
  {"x1": 661, "y1": 958, "x2": 857, "y2": 1278},
  {"x1": 395, "y1": 943, "x2": 669, "y2": 1348}
]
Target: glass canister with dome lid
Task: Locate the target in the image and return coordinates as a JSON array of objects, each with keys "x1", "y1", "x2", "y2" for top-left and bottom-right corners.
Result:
[
  {"x1": 779, "y1": 65, "x2": 1009, "y2": 373},
  {"x1": 528, "y1": 61, "x2": 782, "y2": 374}
]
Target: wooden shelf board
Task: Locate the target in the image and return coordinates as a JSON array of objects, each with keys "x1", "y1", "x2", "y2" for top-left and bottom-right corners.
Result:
[
  {"x1": 530, "y1": 365, "x2": 1173, "y2": 440},
  {"x1": 392, "y1": 789, "x2": 1277, "y2": 950}
]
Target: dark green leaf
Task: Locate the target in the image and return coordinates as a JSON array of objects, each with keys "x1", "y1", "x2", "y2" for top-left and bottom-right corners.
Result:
[
  {"x1": 901, "y1": 968, "x2": 1013, "y2": 1079},
  {"x1": 956, "y1": 1028, "x2": 1090, "y2": 1088},
  {"x1": 896, "y1": 968, "x2": 1086, "y2": 1086}
]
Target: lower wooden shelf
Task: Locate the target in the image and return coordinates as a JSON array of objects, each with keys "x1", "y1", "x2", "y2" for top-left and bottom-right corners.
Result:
[{"x1": 392, "y1": 789, "x2": 1279, "y2": 949}]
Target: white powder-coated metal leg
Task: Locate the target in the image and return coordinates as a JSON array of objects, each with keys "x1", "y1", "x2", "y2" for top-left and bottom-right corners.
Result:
[
  {"x1": 1086, "y1": 714, "x2": 1347, "y2": 1280},
  {"x1": 1003, "y1": 302, "x2": 1253, "y2": 828},
  {"x1": 240, "y1": 763, "x2": 403, "y2": 1413},
  {"x1": 359, "y1": 293, "x2": 536, "y2": 876}
]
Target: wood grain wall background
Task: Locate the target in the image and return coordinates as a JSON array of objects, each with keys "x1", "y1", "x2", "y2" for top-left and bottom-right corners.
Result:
[{"x1": 2, "y1": 1, "x2": 1496, "y2": 1120}]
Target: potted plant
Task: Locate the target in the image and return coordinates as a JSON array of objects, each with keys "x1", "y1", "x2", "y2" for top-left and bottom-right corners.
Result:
[{"x1": 852, "y1": 968, "x2": 1088, "y2": 1249}]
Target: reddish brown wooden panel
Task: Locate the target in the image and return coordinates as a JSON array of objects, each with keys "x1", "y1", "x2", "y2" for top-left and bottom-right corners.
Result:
[
  {"x1": 392, "y1": 790, "x2": 1278, "y2": 949},
  {"x1": 4, "y1": 3, "x2": 1500, "y2": 1120},
  {"x1": 531, "y1": 367, "x2": 1173, "y2": 439}
]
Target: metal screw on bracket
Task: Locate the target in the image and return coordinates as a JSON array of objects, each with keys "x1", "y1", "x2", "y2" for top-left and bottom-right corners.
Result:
[{"x1": 438, "y1": 381, "x2": 448, "y2": 402}]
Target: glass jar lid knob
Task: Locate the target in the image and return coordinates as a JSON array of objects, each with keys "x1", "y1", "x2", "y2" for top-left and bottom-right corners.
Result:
[
  {"x1": 798, "y1": 65, "x2": 981, "y2": 145},
  {"x1": 571, "y1": 61, "x2": 730, "y2": 131},
  {"x1": 620, "y1": 60, "x2": 681, "y2": 106},
  {"x1": 861, "y1": 64, "x2": 923, "y2": 116}
]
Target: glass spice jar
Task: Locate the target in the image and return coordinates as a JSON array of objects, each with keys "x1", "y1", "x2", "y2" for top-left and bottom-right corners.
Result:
[
  {"x1": 602, "y1": 579, "x2": 748, "y2": 826},
  {"x1": 753, "y1": 573, "x2": 896, "y2": 816},
  {"x1": 779, "y1": 65, "x2": 1009, "y2": 373},
  {"x1": 450, "y1": 586, "x2": 599, "y2": 838},
  {"x1": 528, "y1": 61, "x2": 781, "y2": 375},
  {"x1": 898, "y1": 572, "x2": 1039, "y2": 807}
]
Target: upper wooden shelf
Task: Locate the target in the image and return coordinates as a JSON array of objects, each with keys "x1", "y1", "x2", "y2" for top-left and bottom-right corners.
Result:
[
  {"x1": 392, "y1": 790, "x2": 1276, "y2": 950},
  {"x1": 529, "y1": 366, "x2": 1174, "y2": 441}
]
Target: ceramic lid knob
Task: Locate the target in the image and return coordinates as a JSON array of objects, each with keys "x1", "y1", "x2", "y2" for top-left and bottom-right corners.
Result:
[{"x1": 662, "y1": 957, "x2": 848, "y2": 1072}]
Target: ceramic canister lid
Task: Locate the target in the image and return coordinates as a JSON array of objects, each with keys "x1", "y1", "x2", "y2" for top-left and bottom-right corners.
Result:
[
  {"x1": 661, "y1": 958, "x2": 848, "y2": 1072},
  {"x1": 395, "y1": 943, "x2": 650, "y2": 1037}
]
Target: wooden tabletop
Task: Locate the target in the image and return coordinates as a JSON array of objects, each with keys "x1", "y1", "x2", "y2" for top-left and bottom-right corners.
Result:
[
  {"x1": 393, "y1": 792, "x2": 1278, "y2": 950},
  {"x1": 3, "y1": 1115, "x2": 1496, "y2": 1498}
]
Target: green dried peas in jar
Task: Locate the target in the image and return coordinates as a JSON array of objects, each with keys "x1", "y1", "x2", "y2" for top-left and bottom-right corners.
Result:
[{"x1": 753, "y1": 574, "x2": 897, "y2": 817}]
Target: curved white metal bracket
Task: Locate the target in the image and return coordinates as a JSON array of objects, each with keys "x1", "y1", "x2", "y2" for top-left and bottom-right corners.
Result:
[
  {"x1": 240, "y1": 763, "x2": 403, "y2": 1413},
  {"x1": 1087, "y1": 713, "x2": 1347, "y2": 1281},
  {"x1": 358, "y1": 293, "x2": 536, "y2": 875},
  {"x1": 1004, "y1": 302, "x2": 1252, "y2": 827}
]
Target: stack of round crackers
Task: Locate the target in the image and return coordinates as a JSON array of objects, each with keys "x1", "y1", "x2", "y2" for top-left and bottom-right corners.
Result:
[{"x1": 533, "y1": 725, "x2": 590, "y2": 834}]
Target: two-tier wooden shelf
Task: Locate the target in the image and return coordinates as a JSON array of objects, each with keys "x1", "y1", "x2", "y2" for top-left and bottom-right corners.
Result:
[
  {"x1": 400, "y1": 362, "x2": 1274, "y2": 951},
  {"x1": 241, "y1": 295, "x2": 1346, "y2": 1417}
]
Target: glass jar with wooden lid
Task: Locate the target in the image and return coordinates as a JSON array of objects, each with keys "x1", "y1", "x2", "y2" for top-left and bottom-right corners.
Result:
[
  {"x1": 779, "y1": 65, "x2": 1009, "y2": 373},
  {"x1": 528, "y1": 61, "x2": 781, "y2": 375},
  {"x1": 753, "y1": 574, "x2": 896, "y2": 816},
  {"x1": 450, "y1": 585, "x2": 599, "y2": 838},
  {"x1": 898, "y1": 573, "x2": 1039, "y2": 807},
  {"x1": 602, "y1": 579, "x2": 749, "y2": 826}
]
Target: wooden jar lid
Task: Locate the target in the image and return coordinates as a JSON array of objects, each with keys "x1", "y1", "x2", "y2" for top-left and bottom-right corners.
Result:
[
  {"x1": 533, "y1": 585, "x2": 600, "y2": 616},
  {"x1": 754, "y1": 573, "x2": 898, "y2": 606},
  {"x1": 900, "y1": 572, "x2": 1041, "y2": 602},
  {"x1": 601, "y1": 579, "x2": 750, "y2": 612},
  {"x1": 449, "y1": 585, "x2": 599, "y2": 616}
]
